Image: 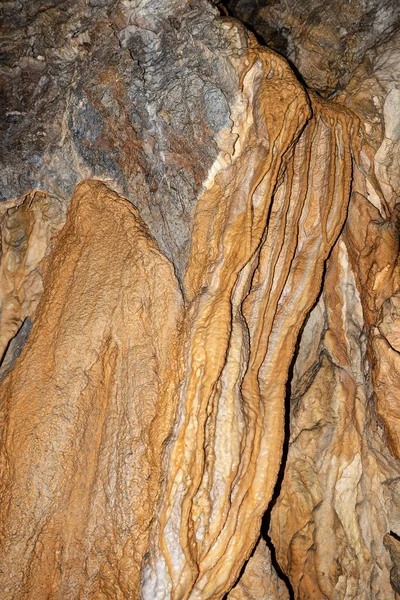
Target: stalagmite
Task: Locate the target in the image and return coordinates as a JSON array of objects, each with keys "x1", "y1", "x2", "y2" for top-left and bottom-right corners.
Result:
[{"x1": 0, "y1": 181, "x2": 183, "y2": 598}]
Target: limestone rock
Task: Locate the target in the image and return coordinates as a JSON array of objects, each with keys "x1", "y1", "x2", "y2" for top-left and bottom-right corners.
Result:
[
  {"x1": 228, "y1": 540, "x2": 289, "y2": 600},
  {"x1": 0, "y1": 0, "x2": 242, "y2": 277},
  {"x1": 270, "y1": 240, "x2": 400, "y2": 598},
  {"x1": 0, "y1": 317, "x2": 32, "y2": 381},
  {"x1": 225, "y1": 0, "x2": 400, "y2": 96},
  {"x1": 143, "y1": 42, "x2": 356, "y2": 600},
  {"x1": 1, "y1": 1, "x2": 400, "y2": 599},
  {"x1": 269, "y1": 25, "x2": 400, "y2": 600},
  {"x1": 0, "y1": 190, "x2": 66, "y2": 365},
  {"x1": 0, "y1": 181, "x2": 183, "y2": 599}
]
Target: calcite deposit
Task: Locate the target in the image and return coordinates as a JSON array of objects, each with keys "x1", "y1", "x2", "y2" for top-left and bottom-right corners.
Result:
[
  {"x1": 0, "y1": 0, "x2": 399, "y2": 599},
  {"x1": 0, "y1": 181, "x2": 183, "y2": 598},
  {"x1": 270, "y1": 28, "x2": 400, "y2": 600},
  {"x1": 0, "y1": 190, "x2": 66, "y2": 372}
]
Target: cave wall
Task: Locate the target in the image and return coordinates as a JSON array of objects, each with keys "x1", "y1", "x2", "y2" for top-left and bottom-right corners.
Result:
[{"x1": 0, "y1": 0, "x2": 399, "y2": 598}]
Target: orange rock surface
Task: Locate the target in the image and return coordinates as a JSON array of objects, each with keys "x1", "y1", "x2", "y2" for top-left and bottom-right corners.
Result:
[
  {"x1": 0, "y1": 9, "x2": 399, "y2": 600},
  {"x1": 142, "y1": 45, "x2": 357, "y2": 599},
  {"x1": 270, "y1": 30, "x2": 400, "y2": 600},
  {"x1": 0, "y1": 181, "x2": 183, "y2": 598}
]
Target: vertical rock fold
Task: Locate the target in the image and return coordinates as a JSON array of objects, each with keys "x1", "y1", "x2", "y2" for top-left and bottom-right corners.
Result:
[{"x1": 0, "y1": 2, "x2": 400, "y2": 599}]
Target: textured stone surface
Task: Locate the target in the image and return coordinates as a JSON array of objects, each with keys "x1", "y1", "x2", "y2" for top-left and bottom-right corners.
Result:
[
  {"x1": 1, "y1": 1, "x2": 400, "y2": 599},
  {"x1": 142, "y1": 53, "x2": 356, "y2": 598},
  {"x1": 0, "y1": 0, "x2": 242, "y2": 278},
  {"x1": 0, "y1": 317, "x2": 32, "y2": 381},
  {"x1": 225, "y1": 0, "x2": 400, "y2": 95},
  {"x1": 270, "y1": 26, "x2": 400, "y2": 600},
  {"x1": 0, "y1": 181, "x2": 183, "y2": 599},
  {"x1": 0, "y1": 190, "x2": 66, "y2": 363},
  {"x1": 228, "y1": 540, "x2": 289, "y2": 600}
]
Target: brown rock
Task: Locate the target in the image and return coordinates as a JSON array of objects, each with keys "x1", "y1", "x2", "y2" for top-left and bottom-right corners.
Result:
[
  {"x1": 143, "y1": 43, "x2": 356, "y2": 600},
  {"x1": 0, "y1": 190, "x2": 66, "y2": 364},
  {"x1": 0, "y1": 180, "x2": 183, "y2": 599},
  {"x1": 269, "y1": 26, "x2": 400, "y2": 600},
  {"x1": 0, "y1": 0, "x2": 242, "y2": 279},
  {"x1": 225, "y1": 0, "x2": 400, "y2": 96},
  {"x1": 270, "y1": 239, "x2": 399, "y2": 598},
  {"x1": 228, "y1": 539, "x2": 289, "y2": 600},
  {"x1": 1, "y1": 2, "x2": 400, "y2": 599}
]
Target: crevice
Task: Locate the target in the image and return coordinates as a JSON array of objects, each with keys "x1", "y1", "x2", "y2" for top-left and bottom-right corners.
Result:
[
  {"x1": 259, "y1": 333, "x2": 297, "y2": 600},
  {"x1": 390, "y1": 530, "x2": 400, "y2": 542},
  {"x1": 259, "y1": 259, "x2": 329, "y2": 599},
  {"x1": 221, "y1": 538, "x2": 261, "y2": 600},
  {"x1": 216, "y1": 0, "x2": 289, "y2": 59},
  {"x1": 216, "y1": 0, "x2": 313, "y2": 94},
  {"x1": 0, "y1": 317, "x2": 32, "y2": 381}
]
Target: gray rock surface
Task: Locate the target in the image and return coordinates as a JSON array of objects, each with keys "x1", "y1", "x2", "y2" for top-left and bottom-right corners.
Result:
[
  {"x1": 0, "y1": 317, "x2": 32, "y2": 381},
  {"x1": 1, "y1": 0, "x2": 242, "y2": 278},
  {"x1": 224, "y1": 0, "x2": 400, "y2": 95}
]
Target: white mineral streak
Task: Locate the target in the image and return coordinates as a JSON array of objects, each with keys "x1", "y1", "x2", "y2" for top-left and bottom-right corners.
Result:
[{"x1": 202, "y1": 41, "x2": 262, "y2": 192}]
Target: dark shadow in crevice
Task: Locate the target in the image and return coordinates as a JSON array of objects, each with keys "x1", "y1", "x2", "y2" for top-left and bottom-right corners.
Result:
[
  {"x1": 216, "y1": 0, "x2": 340, "y2": 98},
  {"x1": 0, "y1": 317, "x2": 32, "y2": 382},
  {"x1": 390, "y1": 530, "x2": 400, "y2": 542},
  {"x1": 217, "y1": 3, "x2": 286, "y2": 52},
  {"x1": 221, "y1": 537, "x2": 261, "y2": 600},
  {"x1": 259, "y1": 340, "x2": 298, "y2": 600},
  {"x1": 259, "y1": 261, "x2": 328, "y2": 600}
]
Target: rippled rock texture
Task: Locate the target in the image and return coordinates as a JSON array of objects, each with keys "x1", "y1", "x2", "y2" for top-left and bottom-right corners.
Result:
[{"x1": 0, "y1": 0, "x2": 399, "y2": 599}]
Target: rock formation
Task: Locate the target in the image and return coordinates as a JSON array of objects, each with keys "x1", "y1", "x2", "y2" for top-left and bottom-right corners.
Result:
[
  {"x1": 0, "y1": 0, "x2": 399, "y2": 599},
  {"x1": 0, "y1": 181, "x2": 183, "y2": 598},
  {"x1": 225, "y1": 0, "x2": 400, "y2": 96},
  {"x1": 270, "y1": 28, "x2": 400, "y2": 599}
]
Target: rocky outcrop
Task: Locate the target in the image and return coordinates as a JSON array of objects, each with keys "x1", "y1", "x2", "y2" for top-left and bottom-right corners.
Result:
[
  {"x1": 0, "y1": 1, "x2": 400, "y2": 599},
  {"x1": 0, "y1": 0, "x2": 240, "y2": 278}
]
